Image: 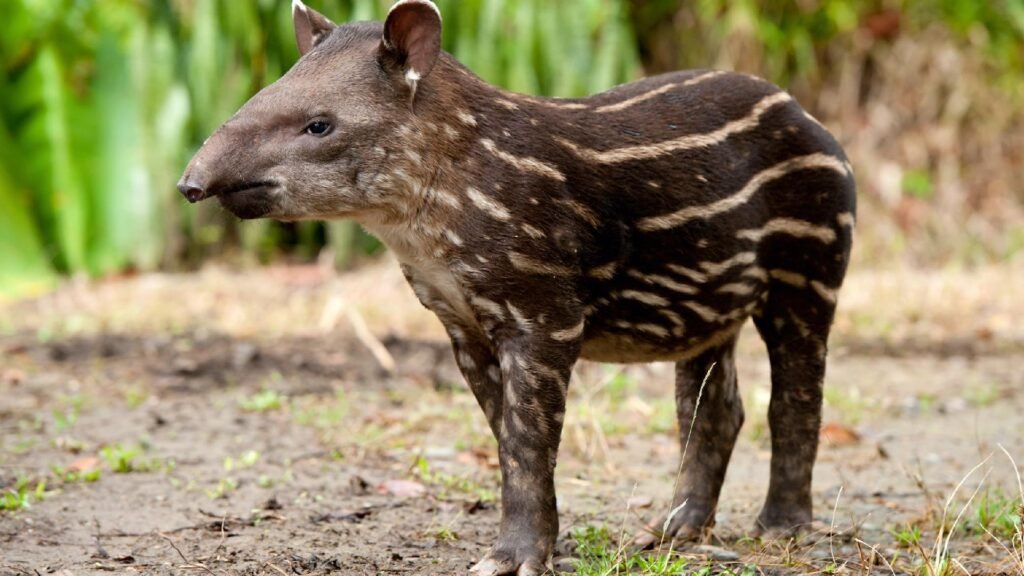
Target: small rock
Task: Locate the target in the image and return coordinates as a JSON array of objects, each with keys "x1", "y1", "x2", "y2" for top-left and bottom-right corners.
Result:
[
  {"x1": 67, "y1": 457, "x2": 102, "y2": 473},
  {"x1": 172, "y1": 357, "x2": 199, "y2": 375},
  {"x1": 553, "y1": 557, "x2": 578, "y2": 573},
  {"x1": 377, "y1": 479, "x2": 426, "y2": 498},
  {"x1": 820, "y1": 422, "x2": 861, "y2": 446},
  {"x1": 349, "y1": 475, "x2": 371, "y2": 495},
  {"x1": 231, "y1": 343, "x2": 260, "y2": 368},
  {"x1": 693, "y1": 544, "x2": 739, "y2": 562},
  {"x1": 2, "y1": 368, "x2": 25, "y2": 385},
  {"x1": 626, "y1": 495, "x2": 653, "y2": 509}
]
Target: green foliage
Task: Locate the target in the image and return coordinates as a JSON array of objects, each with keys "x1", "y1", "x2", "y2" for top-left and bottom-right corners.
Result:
[
  {"x1": 570, "y1": 525, "x2": 693, "y2": 575},
  {"x1": 967, "y1": 488, "x2": 1023, "y2": 539},
  {"x1": 0, "y1": 478, "x2": 48, "y2": 512},
  {"x1": 2, "y1": 0, "x2": 1022, "y2": 294},
  {"x1": 239, "y1": 388, "x2": 285, "y2": 412},
  {"x1": 0, "y1": 0, "x2": 641, "y2": 297}
]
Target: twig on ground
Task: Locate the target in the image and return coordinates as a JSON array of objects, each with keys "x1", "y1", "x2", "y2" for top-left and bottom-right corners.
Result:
[
  {"x1": 264, "y1": 562, "x2": 290, "y2": 576},
  {"x1": 159, "y1": 532, "x2": 218, "y2": 576},
  {"x1": 319, "y1": 293, "x2": 396, "y2": 374}
]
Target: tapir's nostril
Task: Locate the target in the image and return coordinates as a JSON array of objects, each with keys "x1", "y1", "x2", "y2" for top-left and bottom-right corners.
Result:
[{"x1": 177, "y1": 180, "x2": 208, "y2": 204}]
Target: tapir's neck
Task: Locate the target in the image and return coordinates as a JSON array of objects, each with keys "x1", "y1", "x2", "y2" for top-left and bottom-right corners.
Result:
[{"x1": 355, "y1": 58, "x2": 562, "y2": 264}]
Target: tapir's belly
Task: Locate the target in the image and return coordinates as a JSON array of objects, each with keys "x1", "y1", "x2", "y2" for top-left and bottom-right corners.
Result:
[{"x1": 577, "y1": 272, "x2": 767, "y2": 364}]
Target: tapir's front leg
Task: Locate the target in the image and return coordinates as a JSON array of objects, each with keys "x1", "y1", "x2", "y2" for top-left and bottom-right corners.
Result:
[{"x1": 471, "y1": 314, "x2": 581, "y2": 576}]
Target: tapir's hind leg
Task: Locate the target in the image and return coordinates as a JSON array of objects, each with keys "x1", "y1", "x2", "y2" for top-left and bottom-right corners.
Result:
[
  {"x1": 634, "y1": 334, "x2": 744, "y2": 548},
  {"x1": 751, "y1": 285, "x2": 837, "y2": 536}
]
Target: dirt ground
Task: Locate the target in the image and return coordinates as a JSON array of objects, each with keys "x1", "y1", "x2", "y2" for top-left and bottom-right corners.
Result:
[{"x1": 1, "y1": 260, "x2": 1023, "y2": 575}]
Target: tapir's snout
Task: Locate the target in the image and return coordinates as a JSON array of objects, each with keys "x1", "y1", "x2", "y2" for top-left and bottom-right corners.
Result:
[
  {"x1": 177, "y1": 125, "x2": 280, "y2": 220},
  {"x1": 177, "y1": 177, "x2": 210, "y2": 204}
]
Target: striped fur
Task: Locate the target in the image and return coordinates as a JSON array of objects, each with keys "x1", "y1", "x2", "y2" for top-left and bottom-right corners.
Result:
[{"x1": 179, "y1": 4, "x2": 857, "y2": 573}]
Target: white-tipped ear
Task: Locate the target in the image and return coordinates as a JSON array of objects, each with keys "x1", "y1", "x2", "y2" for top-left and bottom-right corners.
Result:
[
  {"x1": 293, "y1": 0, "x2": 336, "y2": 57},
  {"x1": 381, "y1": 0, "x2": 443, "y2": 93}
]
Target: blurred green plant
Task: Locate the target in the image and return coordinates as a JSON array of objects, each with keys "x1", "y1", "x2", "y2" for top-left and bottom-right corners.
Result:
[
  {"x1": 0, "y1": 0, "x2": 639, "y2": 297},
  {"x1": 2, "y1": 0, "x2": 1021, "y2": 297}
]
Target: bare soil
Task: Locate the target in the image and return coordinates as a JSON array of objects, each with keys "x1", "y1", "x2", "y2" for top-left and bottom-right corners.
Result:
[{"x1": 1, "y1": 262, "x2": 1022, "y2": 575}]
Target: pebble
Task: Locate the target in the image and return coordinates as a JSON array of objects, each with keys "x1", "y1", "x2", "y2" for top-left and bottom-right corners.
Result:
[
  {"x1": 693, "y1": 544, "x2": 739, "y2": 561},
  {"x1": 553, "y1": 557, "x2": 578, "y2": 573}
]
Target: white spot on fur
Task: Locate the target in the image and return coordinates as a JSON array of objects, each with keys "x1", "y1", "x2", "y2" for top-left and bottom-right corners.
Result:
[
  {"x1": 769, "y1": 269, "x2": 808, "y2": 288},
  {"x1": 506, "y1": 302, "x2": 533, "y2": 332},
  {"x1": 639, "y1": 153, "x2": 848, "y2": 231},
  {"x1": 554, "y1": 199, "x2": 600, "y2": 227},
  {"x1": 716, "y1": 282, "x2": 756, "y2": 296},
  {"x1": 443, "y1": 229, "x2": 463, "y2": 246},
  {"x1": 487, "y1": 365, "x2": 501, "y2": 383},
  {"x1": 560, "y1": 91, "x2": 792, "y2": 164},
  {"x1": 811, "y1": 280, "x2": 838, "y2": 304},
  {"x1": 619, "y1": 290, "x2": 670, "y2": 307},
  {"x1": 627, "y1": 270, "x2": 699, "y2": 295},
  {"x1": 509, "y1": 252, "x2": 573, "y2": 276},
  {"x1": 550, "y1": 320, "x2": 585, "y2": 342},
  {"x1": 480, "y1": 138, "x2": 565, "y2": 182},
  {"x1": 521, "y1": 224, "x2": 546, "y2": 239},
  {"x1": 457, "y1": 110, "x2": 477, "y2": 127},
  {"x1": 457, "y1": 350, "x2": 476, "y2": 371},
  {"x1": 589, "y1": 261, "x2": 618, "y2": 280},
  {"x1": 736, "y1": 218, "x2": 838, "y2": 244},
  {"x1": 595, "y1": 71, "x2": 726, "y2": 114},
  {"x1": 471, "y1": 296, "x2": 506, "y2": 319},
  {"x1": 466, "y1": 187, "x2": 511, "y2": 221}
]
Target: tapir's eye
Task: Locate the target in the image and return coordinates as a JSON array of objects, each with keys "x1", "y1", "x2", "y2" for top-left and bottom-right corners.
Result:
[{"x1": 305, "y1": 120, "x2": 332, "y2": 136}]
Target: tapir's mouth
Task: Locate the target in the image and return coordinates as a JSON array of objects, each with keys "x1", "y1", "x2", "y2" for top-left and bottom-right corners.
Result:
[
  {"x1": 218, "y1": 180, "x2": 279, "y2": 198},
  {"x1": 216, "y1": 181, "x2": 280, "y2": 220}
]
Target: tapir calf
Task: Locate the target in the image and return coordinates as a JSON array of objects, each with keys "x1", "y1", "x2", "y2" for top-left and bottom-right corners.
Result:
[{"x1": 178, "y1": 0, "x2": 856, "y2": 573}]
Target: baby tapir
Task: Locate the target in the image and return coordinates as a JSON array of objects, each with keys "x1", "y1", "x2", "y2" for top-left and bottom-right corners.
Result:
[{"x1": 178, "y1": 0, "x2": 856, "y2": 573}]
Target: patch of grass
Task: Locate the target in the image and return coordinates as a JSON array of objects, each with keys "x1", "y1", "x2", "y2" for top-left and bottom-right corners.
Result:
[
  {"x1": 964, "y1": 383, "x2": 1000, "y2": 408},
  {"x1": 645, "y1": 398, "x2": 677, "y2": 435},
  {"x1": 123, "y1": 385, "x2": 149, "y2": 408},
  {"x1": 239, "y1": 389, "x2": 285, "y2": 412},
  {"x1": 293, "y1": 391, "x2": 348, "y2": 428},
  {"x1": 8, "y1": 438, "x2": 37, "y2": 455},
  {"x1": 432, "y1": 526, "x2": 459, "y2": 541},
  {"x1": 893, "y1": 524, "x2": 923, "y2": 549},
  {"x1": 967, "y1": 488, "x2": 1021, "y2": 539},
  {"x1": 206, "y1": 477, "x2": 238, "y2": 499},
  {"x1": 50, "y1": 464, "x2": 101, "y2": 484},
  {"x1": 1, "y1": 478, "x2": 48, "y2": 512},
  {"x1": 823, "y1": 386, "x2": 871, "y2": 425},
  {"x1": 99, "y1": 443, "x2": 166, "y2": 473},
  {"x1": 224, "y1": 449, "x2": 260, "y2": 471},
  {"x1": 570, "y1": 525, "x2": 694, "y2": 576},
  {"x1": 51, "y1": 395, "x2": 88, "y2": 432},
  {"x1": 415, "y1": 457, "x2": 496, "y2": 503}
]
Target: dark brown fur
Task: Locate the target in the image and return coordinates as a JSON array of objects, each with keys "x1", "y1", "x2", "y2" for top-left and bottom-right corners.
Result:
[{"x1": 179, "y1": 2, "x2": 856, "y2": 574}]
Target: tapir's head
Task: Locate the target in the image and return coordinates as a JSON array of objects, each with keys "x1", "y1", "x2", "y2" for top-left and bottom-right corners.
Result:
[{"x1": 177, "y1": 0, "x2": 445, "y2": 221}]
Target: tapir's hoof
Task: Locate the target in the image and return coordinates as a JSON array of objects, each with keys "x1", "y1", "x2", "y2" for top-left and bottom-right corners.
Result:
[
  {"x1": 632, "y1": 521, "x2": 705, "y2": 550},
  {"x1": 632, "y1": 504, "x2": 714, "y2": 550},
  {"x1": 470, "y1": 551, "x2": 550, "y2": 576},
  {"x1": 752, "y1": 512, "x2": 825, "y2": 542}
]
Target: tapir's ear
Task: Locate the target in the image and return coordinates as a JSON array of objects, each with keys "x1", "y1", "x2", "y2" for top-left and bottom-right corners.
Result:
[
  {"x1": 293, "y1": 0, "x2": 336, "y2": 56},
  {"x1": 380, "y1": 0, "x2": 442, "y2": 92}
]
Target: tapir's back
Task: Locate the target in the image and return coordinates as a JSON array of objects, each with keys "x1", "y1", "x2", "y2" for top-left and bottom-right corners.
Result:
[{"x1": 489, "y1": 70, "x2": 857, "y2": 362}]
